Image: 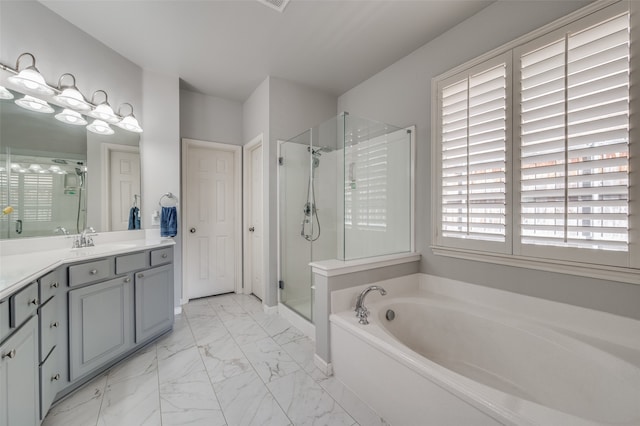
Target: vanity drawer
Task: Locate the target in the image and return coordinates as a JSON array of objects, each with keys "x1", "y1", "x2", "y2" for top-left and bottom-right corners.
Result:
[
  {"x1": 40, "y1": 347, "x2": 61, "y2": 420},
  {"x1": 10, "y1": 281, "x2": 39, "y2": 328},
  {"x1": 39, "y1": 270, "x2": 61, "y2": 303},
  {"x1": 150, "y1": 248, "x2": 172, "y2": 266},
  {"x1": 115, "y1": 252, "x2": 148, "y2": 274},
  {"x1": 68, "y1": 259, "x2": 111, "y2": 287},
  {"x1": 39, "y1": 297, "x2": 59, "y2": 362}
]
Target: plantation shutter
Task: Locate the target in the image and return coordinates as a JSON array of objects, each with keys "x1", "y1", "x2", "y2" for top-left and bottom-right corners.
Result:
[
  {"x1": 440, "y1": 60, "x2": 508, "y2": 245},
  {"x1": 345, "y1": 138, "x2": 388, "y2": 230},
  {"x1": 519, "y1": 11, "x2": 629, "y2": 252},
  {"x1": 22, "y1": 174, "x2": 54, "y2": 222}
]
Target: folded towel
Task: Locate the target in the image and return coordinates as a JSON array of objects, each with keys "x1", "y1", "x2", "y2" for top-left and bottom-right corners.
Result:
[
  {"x1": 161, "y1": 206, "x2": 177, "y2": 237},
  {"x1": 128, "y1": 206, "x2": 141, "y2": 230}
]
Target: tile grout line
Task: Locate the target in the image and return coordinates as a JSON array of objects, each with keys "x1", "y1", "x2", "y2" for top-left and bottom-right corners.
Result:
[
  {"x1": 153, "y1": 343, "x2": 163, "y2": 426},
  {"x1": 208, "y1": 295, "x2": 295, "y2": 426},
  {"x1": 186, "y1": 301, "x2": 231, "y2": 426}
]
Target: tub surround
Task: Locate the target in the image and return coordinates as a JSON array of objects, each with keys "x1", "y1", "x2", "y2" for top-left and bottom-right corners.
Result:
[
  {"x1": 0, "y1": 230, "x2": 175, "y2": 300},
  {"x1": 310, "y1": 252, "x2": 421, "y2": 372},
  {"x1": 330, "y1": 273, "x2": 640, "y2": 425}
]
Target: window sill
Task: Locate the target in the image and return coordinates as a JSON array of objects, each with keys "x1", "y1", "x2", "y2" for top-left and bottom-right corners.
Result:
[{"x1": 431, "y1": 245, "x2": 640, "y2": 285}]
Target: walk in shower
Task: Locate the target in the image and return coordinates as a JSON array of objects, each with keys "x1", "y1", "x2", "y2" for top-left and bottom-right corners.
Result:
[{"x1": 278, "y1": 113, "x2": 413, "y2": 322}]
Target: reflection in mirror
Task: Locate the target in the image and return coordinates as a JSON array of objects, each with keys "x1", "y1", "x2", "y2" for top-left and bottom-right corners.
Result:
[{"x1": 0, "y1": 87, "x2": 141, "y2": 239}]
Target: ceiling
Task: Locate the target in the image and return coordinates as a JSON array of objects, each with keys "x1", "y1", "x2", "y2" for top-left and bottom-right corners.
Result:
[{"x1": 41, "y1": 0, "x2": 494, "y2": 102}]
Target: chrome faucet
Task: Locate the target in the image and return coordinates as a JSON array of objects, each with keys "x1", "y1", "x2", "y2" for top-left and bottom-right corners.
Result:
[
  {"x1": 72, "y1": 226, "x2": 96, "y2": 248},
  {"x1": 355, "y1": 285, "x2": 387, "y2": 325},
  {"x1": 54, "y1": 226, "x2": 69, "y2": 235}
]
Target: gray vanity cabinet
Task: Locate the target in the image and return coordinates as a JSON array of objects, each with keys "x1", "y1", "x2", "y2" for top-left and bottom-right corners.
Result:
[
  {"x1": 0, "y1": 315, "x2": 39, "y2": 426},
  {"x1": 135, "y1": 264, "x2": 174, "y2": 343},
  {"x1": 68, "y1": 275, "x2": 134, "y2": 381}
]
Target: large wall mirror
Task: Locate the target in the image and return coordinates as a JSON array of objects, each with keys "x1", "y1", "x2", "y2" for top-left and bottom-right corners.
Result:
[{"x1": 0, "y1": 87, "x2": 141, "y2": 239}]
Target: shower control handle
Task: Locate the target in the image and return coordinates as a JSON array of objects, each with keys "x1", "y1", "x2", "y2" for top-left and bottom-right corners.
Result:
[{"x1": 249, "y1": 227, "x2": 255, "y2": 232}]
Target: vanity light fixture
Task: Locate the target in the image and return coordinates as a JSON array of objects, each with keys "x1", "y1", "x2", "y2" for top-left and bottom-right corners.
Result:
[
  {"x1": 1, "y1": 52, "x2": 143, "y2": 136},
  {"x1": 0, "y1": 86, "x2": 13, "y2": 99},
  {"x1": 7, "y1": 53, "x2": 54, "y2": 96},
  {"x1": 53, "y1": 73, "x2": 91, "y2": 111},
  {"x1": 15, "y1": 95, "x2": 55, "y2": 114},
  {"x1": 87, "y1": 118, "x2": 115, "y2": 135},
  {"x1": 116, "y1": 103, "x2": 143, "y2": 133},
  {"x1": 55, "y1": 108, "x2": 88, "y2": 126},
  {"x1": 88, "y1": 90, "x2": 120, "y2": 124}
]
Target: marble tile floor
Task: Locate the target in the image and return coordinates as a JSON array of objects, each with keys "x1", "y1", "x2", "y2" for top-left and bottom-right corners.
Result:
[{"x1": 43, "y1": 293, "x2": 389, "y2": 426}]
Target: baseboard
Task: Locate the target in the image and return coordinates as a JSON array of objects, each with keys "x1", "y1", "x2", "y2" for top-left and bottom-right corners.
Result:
[
  {"x1": 278, "y1": 302, "x2": 315, "y2": 340},
  {"x1": 314, "y1": 354, "x2": 333, "y2": 376},
  {"x1": 263, "y1": 304, "x2": 278, "y2": 315},
  {"x1": 174, "y1": 306, "x2": 182, "y2": 315}
]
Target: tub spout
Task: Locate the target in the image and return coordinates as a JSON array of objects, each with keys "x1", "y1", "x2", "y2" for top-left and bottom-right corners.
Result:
[{"x1": 355, "y1": 285, "x2": 387, "y2": 325}]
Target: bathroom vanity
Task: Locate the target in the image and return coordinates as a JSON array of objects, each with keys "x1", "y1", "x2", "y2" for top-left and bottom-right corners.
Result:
[{"x1": 0, "y1": 237, "x2": 175, "y2": 425}]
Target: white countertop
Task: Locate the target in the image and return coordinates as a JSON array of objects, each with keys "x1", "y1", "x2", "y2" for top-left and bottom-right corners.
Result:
[{"x1": 0, "y1": 230, "x2": 175, "y2": 300}]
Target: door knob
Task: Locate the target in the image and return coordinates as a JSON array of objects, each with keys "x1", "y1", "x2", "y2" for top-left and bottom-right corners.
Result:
[
  {"x1": 249, "y1": 226, "x2": 255, "y2": 232},
  {"x1": 190, "y1": 228, "x2": 196, "y2": 233}
]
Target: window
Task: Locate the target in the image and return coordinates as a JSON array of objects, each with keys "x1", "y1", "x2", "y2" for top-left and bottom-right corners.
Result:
[
  {"x1": 438, "y1": 55, "x2": 510, "y2": 253},
  {"x1": 434, "y1": 2, "x2": 637, "y2": 275}
]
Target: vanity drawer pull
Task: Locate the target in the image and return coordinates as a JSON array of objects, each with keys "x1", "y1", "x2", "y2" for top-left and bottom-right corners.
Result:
[
  {"x1": 29, "y1": 298, "x2": 39, "y2": 306},
  {"x1": 124, "y1": 278, "x2": 131, "y2": 283},
  {"x1": 89, "y1": 269, "x2": 98, "y2": 275},
  {"x1": 162, "y1": 253, "x2": 168, "y2": 259},
  {"x1": 51, "y1": 373, "x2": 60, "y2": 381},
  {"x1": 2, "y1": 349, "x2": 16, "y2": 359},
  {"x1": 50, "y1": 321, "x2": 59, "y2": 329},
  {"x1": 50, "y1": 282, "x2": 59, "y2": 289}
]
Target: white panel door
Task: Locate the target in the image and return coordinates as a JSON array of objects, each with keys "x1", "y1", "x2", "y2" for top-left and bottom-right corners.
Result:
[
  {"x1": 109, "y1": 150, "x2": 140, "y2": 231},
  {"x1": 250, "y1": 144, "x2": 264, "y2": 300},
  {"x1": 186, "y1": 145, "x2": 236, "y2": 298}
]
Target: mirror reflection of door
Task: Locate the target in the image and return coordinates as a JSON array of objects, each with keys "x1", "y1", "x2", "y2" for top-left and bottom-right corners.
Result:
[{"x1": 108, "y1": 148, "x2": 141, "y2": 231}]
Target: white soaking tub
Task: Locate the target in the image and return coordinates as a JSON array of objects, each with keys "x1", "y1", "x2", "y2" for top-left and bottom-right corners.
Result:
[{"x1": 329, "y1": 274, "x2": 640, "y2": 426}]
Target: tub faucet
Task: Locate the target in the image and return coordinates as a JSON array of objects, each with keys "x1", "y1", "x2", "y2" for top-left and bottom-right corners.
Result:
[{"x1": 355, "y1": 285, "x2": 387, "y2": 325}]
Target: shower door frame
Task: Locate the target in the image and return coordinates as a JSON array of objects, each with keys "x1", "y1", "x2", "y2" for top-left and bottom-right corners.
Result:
[{"x1": 276, "y1": 138, "x2": 316, "y2": 316}]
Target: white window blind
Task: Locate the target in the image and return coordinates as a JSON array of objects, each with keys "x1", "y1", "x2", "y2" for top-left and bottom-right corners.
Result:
[
  {"x1": 21, "y1": 174, "x2": 53, "y2": 222},
  {"x1": 345, "y1": 138, "x2": 388, "y2": 230},
  {"x1": 519, "y1": 12, "x2": 629, "y2": 252},
  {"x1": 441, "y1": 63, "x2": 507, "y2": 243}
]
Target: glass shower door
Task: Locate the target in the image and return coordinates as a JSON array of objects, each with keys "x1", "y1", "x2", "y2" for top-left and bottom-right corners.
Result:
[{"x1": 279, "y1": 132, "x2": 313, "y2": 321}]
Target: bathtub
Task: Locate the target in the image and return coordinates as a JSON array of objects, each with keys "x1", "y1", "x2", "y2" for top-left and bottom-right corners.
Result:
[{"x1": 329, "y1": 274, "x2": 640, "y2": 426}]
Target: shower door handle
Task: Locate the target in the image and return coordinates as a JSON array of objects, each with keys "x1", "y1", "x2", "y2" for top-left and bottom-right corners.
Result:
[
  {"x1": 15, "y1": 219, "x2": 22, "y2": 235},
  {"x1": 249, "y1": 227, "x2": 255, "y2": 232}
]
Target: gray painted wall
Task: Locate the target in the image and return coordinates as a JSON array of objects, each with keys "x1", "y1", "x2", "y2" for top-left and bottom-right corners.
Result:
[
  {"x1": 242, "y1": 76, "x2": 336, "y2": 307},
  {"x1": 0, "y1": 1, "x2": 142, "y2": 117},
  {"x1": 338, "y1": 0, "x2": 640, "y2": 320},
  {"x1": 142, "y1": 70, "x2": 181, "y2": 307},
  {"x1": 180, "y1": 89, "x2": 243, "y2": 145},
  {"x1": 1, "y1": 2, "x2": 183, "y2": 307}
]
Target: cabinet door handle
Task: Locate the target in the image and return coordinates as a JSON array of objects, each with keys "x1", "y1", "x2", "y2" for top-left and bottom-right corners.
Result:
[
  {"x1": 138, "y1": 273, "x2": 144, "y2": 279},
  {"x1": 2, "y1": 349, "x2": 16, "y2": 359},
  {"x1": 162, "y1": 253, "x2": 168, "y2": 259},
  {"x1": 51, "y1": 373, "x2": 60, "y2": 381},
  {"x1": 124, "y1": 278, "x2": 131, "y2": 283},
  {"x1": 51, "y1": 321, "x2": 59, "y2": 329},
  {"x1": 89, "y1": 269, "x2": 98, "y2": 275},
  {"x1": 50, "y1": 282, "x2": 59, "y2": 289},
  {"x1": 29, "y1": 298, "x2": 39, "y2": 306}
]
